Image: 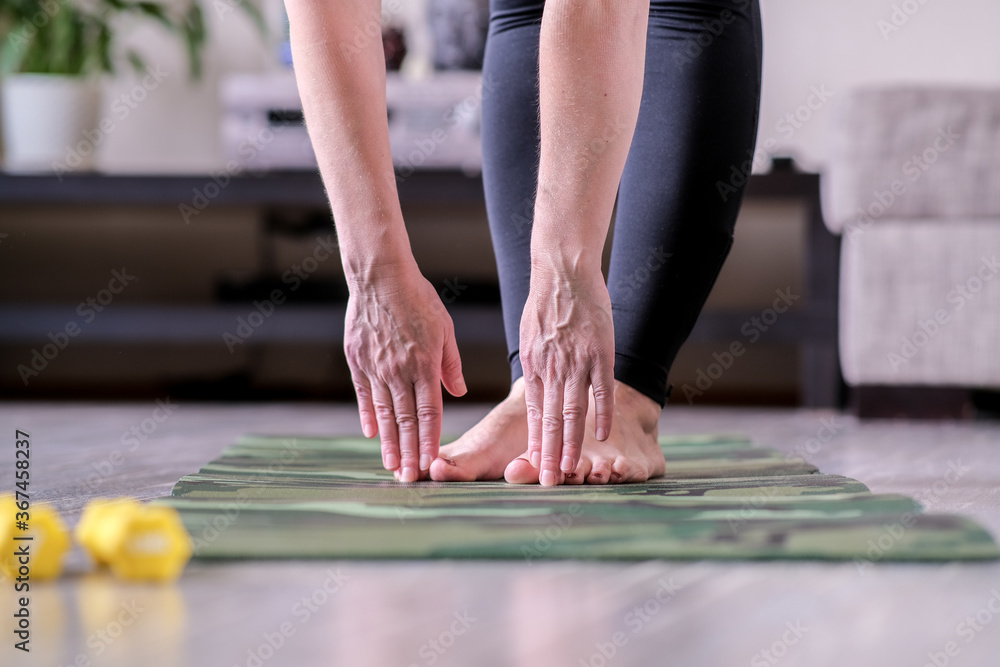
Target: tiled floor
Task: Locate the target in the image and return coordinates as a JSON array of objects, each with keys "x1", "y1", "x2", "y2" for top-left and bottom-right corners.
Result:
[{"x1": 2, "y1": 402, "x2": 1000, "y2": 666}]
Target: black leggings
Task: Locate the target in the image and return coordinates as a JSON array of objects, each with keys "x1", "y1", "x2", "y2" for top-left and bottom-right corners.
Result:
[{"x1": 481, "y1": 0, "x2": 763, "y2": 406}]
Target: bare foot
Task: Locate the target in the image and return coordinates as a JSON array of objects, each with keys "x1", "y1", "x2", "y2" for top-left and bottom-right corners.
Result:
[
  {"x1": 425, "y1": 378, "x2": 531, "y2": 481},
  {"x1": 505, "y1": 380, "x2": 665, "y2": 485},
  {"x1": 420, "y1": 377, "x2": 665, "y2": 485}
]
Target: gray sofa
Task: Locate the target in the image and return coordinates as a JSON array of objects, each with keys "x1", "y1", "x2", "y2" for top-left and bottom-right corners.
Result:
[{"x1": 821, "y1": 87, "x2": 1000, "y2": 399}]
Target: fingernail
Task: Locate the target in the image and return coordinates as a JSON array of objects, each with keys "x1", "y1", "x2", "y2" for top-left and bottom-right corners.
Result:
[
  {"x1": 420, "y1": 454, "x2": 432, "y2": 471},
  {"x1": 385, "y1": 452, "x2": 399, "y2": 470},
  {"x1": 540, "y1": 470, "x2": 556, "y2": 486},
  {"x1": 530, "y1": 452, "x2": 540, "y2": 468},
  {"x1": 596, "y1": 427, "x2": 608, "y2": 441},
  {"x1": 400, "y1": 467, "x2": 417, "y2": 483},
  {"x1": 561, "y1": 456, "x2": 574, "y2": 472},
  {"x1": 363, "y1": 423, "x2": 374, "y2": 438}
]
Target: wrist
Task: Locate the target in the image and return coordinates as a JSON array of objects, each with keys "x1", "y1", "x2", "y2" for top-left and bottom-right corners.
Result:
[
  {"x1": 342, "y1": 244, "x2": 419, "y2": 295},
  {"x1": 530, "y1": 192, "x2": 608, "y2": 283},
  {"x1": 529, "y1": 251, "x2": 605, "y2": 291},
  {"x1": 529, "y1": 228, "x2": 604, "y2": 285}
]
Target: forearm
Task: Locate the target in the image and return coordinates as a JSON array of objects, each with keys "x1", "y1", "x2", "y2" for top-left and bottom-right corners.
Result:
[
  {"x1": 285, "y1": 0, "x2": 415, "y2": 288},
  {"x1": 532, "y1": 0, "x2": 649, "y2": 279}
]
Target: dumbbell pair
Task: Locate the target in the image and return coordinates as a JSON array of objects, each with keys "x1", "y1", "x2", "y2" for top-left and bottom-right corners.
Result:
[{"x1": 1, "y1": 497, "x2": 192, "y2": 582}]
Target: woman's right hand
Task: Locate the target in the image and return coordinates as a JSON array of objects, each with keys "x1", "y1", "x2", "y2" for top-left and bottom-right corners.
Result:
[{"x1": 344, "y1": 263, "x2": 467, "y2": 482}]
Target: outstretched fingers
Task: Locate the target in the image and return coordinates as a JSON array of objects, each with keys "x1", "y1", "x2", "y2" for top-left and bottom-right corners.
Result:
[
  {"x1": 414, "y1": 376, "x2": 443, "y2": 472},
  {"x1": 371, "y1": 380, "x2": 400, "y2": 473},
  {"x1": 560, "y1": 380, "x2": 588, "y2": 474},
  {"x1": 524, "y1": 374, "x2": 545, "y2": 471},
  {"x1": 539, "y1": 383, "x2": 565, "y2": 486},
  {"x1": 353, "y1": 373, "x2": 378, "y2": 441},
  {"x1": 591, "y1": 362, "x2": 614, "y2": 441},
  {"x1": 389, "y1": 381, "x2": 421, "y2": 482}
]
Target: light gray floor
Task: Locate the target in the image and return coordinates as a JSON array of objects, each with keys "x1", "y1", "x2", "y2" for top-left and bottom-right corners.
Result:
[{"x1": 2, "y1": 402, "x2": 1000, "y2": 667}]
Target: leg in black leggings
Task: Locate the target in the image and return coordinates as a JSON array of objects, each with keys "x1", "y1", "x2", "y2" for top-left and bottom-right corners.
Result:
[{"x1": 481, "y1": 0, "x2": 763, "y2": 405}]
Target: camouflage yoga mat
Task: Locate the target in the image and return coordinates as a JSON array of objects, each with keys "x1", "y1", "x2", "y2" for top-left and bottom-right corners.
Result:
[{"x1": 155, "y1": 434, "x2": 1000, "y2": 561}]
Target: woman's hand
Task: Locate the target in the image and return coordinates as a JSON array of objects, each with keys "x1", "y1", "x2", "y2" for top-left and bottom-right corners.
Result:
[
  {"x1": 344, "y1": 264, "x2": 467, "y2": 482},
  {"x1": 519, "y1": 265, "x2": 615, "y2": 486}
]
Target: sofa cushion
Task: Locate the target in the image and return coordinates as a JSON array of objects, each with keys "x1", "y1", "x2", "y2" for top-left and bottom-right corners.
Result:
[{"x1": 822, "y1": 87, "x2": 1000, "y2": 234}]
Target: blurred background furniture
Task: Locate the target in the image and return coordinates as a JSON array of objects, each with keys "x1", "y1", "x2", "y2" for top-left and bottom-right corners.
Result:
[
  {"x1": 0, "y1": 160, "x2": 842, "y2": 406},
  {"x1": 821, "y1": 86, "x2": 1000, "y2": 417}
]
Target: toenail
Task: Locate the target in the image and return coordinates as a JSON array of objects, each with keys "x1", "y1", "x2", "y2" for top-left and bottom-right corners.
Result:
[
  {"x1": 565, "y1": 472, "x2": 577, "y2": 479},
  {"x1": 591, "y1": 473, "x2": 603, "y2": 479},
  {"x1": 441, "y1": 457, "x2": 456, "y2": 466},
  {"x1": 611, "y1": 472, "x2": 623, "y2": 481}
]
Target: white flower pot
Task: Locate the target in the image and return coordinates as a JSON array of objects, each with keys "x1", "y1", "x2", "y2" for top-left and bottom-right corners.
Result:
[{"x1": 1, "y1": 74, "x2": 100, "y2": 173}]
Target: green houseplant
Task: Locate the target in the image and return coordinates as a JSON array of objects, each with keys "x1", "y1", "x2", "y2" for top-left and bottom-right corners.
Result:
[{"x1": 0, "y1": 0, "x2": 264, "y2": 171}]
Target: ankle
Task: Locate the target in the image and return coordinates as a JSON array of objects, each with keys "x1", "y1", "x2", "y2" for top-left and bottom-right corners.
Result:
[{"x1": 614, "y1": 381, "x2": 661, "y2": 430}]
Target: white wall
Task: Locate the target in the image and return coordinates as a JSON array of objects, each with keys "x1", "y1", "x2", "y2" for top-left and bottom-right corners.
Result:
[
  {"x1": 97, "y1": 0, "x2": 286, "y2": 173},
  {"x1": 88, "y1": 0, "x2": 1000, "y2": 173}
]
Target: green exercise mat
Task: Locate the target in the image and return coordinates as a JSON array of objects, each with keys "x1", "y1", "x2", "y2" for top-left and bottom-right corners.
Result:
[{"x1": 156, "y1": 434, "x2": 999, "y2": 561}]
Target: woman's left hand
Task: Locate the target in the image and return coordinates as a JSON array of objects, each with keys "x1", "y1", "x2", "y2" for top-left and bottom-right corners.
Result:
[{"x1": 519, "y1": 265, "x2": 615, "y2": 486}]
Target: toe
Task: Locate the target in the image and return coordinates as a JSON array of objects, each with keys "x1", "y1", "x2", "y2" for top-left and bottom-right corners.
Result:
[
  {"x1": 428, "y1": 451, "x2": 500, "y2": 482},
  {"x1": 586, "y1": 458, "x2": 613, "y2": 485},
  {"x1": 610, "y1": 456, "x2": 644, "y2": 484},
  {"x1": 504, "y1": 456, "x2": 540, "y2": 484},
  {"x1": 564, "y1": 457, "x2": 592, "y2": 485},
  {"x1": 428, "y1": 455, "x2": 472, "y2": 482}
]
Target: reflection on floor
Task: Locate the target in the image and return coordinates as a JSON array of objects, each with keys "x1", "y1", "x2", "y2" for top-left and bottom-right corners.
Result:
[{"x1": 2, "y1": 403, "x2": 1000, "y2": 666}]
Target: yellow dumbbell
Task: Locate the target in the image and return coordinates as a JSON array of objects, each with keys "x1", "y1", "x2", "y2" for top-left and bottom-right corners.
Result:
[
  {"x1": 76, "y1": 499, "x2": 193, "y2": 582},
  {"x1": 0, "y1": 495, "x2": 71, "y2": 581}
]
